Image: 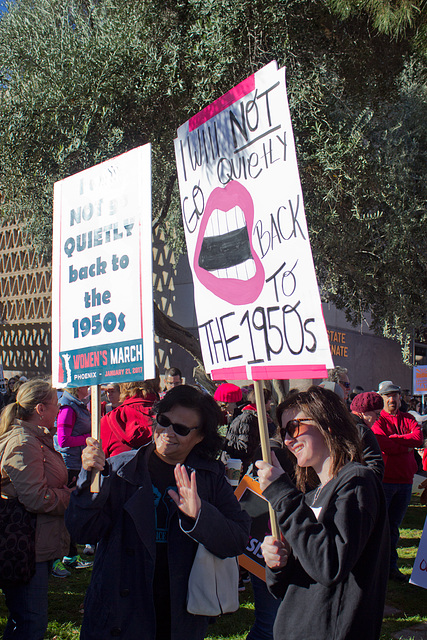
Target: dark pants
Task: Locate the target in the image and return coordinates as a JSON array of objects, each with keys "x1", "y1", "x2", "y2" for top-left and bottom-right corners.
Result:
[
  {"x1": 246, "y1": 574, "x2": 280, "y2": 640},
  {"x1": 382, "y1": 482, "x2": 412, "y2": 571},
  {"x1": 3, "y1": 560, "x2": 51, "y2": 640}
]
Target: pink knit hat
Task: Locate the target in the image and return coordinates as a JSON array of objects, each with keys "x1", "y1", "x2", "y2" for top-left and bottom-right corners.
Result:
[
  {"x1": 214, "y1": 383, "x2": 242, "y2": 403},
  {"x1": 350, "y1": 392, "x2": 383, "y2": 413}
]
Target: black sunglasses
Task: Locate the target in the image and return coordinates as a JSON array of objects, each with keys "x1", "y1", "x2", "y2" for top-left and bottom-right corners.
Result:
[
  {"x1": 155, "y1": 413, "x2": 200, "y2": 437},
  {"x1": 280, "y1": 418, "x2": 314, "y2": 440},
  {"x1": 340, "y1": 381, "x2": 351, "y2": 389}
]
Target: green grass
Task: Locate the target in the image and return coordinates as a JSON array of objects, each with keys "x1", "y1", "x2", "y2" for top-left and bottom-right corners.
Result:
[{"x1": 0, "y1": 498, "x2": 426, "y2": 639}]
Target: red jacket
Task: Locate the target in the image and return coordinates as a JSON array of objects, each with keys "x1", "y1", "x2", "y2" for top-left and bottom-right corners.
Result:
[
  {"x1": 100, "y1": 394, "x2": 157, "y2": 458},
  {"x1": 371, "y1": 410, "x2": 423, "y2": 483}
]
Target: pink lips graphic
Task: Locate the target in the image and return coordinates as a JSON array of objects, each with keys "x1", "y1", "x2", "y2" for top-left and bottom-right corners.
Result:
[{"x1": 193, "y1": 181, "x2": 264, "y2": 305}]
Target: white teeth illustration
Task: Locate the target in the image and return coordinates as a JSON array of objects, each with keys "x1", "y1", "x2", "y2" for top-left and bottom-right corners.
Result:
[
  {"x1": 213, "y1": 258, "x2": 256, "y2": 281},
  {"x1": 205, "y1": 206, "x2": 256, "y2": 280},
  {"x1": 204, "y1": 205, "x2": 246, "y2": 237}
]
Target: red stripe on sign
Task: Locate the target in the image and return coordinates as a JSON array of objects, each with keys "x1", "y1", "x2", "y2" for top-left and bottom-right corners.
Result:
[
  {"x1": 211, "y1": 367, "x2": 248, "y2": 381},
  {"x1": 211, "y1": 365, "x2": 328, "y2": 381},
  {"x1": 189, "y1": 75, "x2": 256, "y2": 132},
  {"x1": 251, "y1": 365, "x2": 328, "y2": 380}
]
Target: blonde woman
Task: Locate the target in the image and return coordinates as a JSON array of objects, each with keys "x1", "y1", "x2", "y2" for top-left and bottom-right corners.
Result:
[{"x1": 0, "y1": 379, "x2": 71, "y2": 640}]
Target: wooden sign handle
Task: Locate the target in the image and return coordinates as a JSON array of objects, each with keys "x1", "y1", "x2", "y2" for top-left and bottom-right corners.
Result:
[
  {"x1": 90, "y1": 385, "x2": 101, "y2": 493},
  {"x1": 253, "y1": 380, "x2": 280, "y2": 540}
]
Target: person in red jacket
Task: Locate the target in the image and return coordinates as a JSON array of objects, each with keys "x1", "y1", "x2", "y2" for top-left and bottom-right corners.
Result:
[
  {"x1": 371, "y1": 380, "x2": 423, "y2": 582},
  {"x1": 100, "y1": 378, "x2": 160, "y2": 458}
]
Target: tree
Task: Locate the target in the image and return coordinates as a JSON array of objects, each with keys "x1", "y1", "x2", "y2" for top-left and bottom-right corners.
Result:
[{"x1": 0, "y1": 0, "x2": 426, "y2": 366}]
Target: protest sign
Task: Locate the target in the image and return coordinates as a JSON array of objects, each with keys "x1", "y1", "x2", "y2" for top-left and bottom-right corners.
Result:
[
  {"x1": 174, "y1": 61, "x2": 333, "y2": 381},
  {"x1": 410, "y1": 515, "x2": 427, "y2": 589},
  {"x1": 52, "y1": 145, "x2": 155, "y2": 387},
  {"x1": 414, "y1": 366, "x2": 427, "y2": 395},
  {"x1": 235, "y1": 475, "x2": 270, "y2": 581}
]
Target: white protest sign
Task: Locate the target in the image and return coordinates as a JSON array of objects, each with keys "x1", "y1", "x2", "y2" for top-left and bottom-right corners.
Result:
[
  {"x1": 410, "y1": 514, "x2": 427, "y2": 589},
  {"x1": 52, "y1": 145, "x2": 155, "y2": 387},
  {"x1": 174, "y1": 61, "x2": 333, "y2": 380}
]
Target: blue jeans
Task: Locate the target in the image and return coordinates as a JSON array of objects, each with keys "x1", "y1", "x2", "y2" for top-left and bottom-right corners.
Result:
[
  {"x1": 382, "y1": 483, "x2": 412, "y2": 572},
  {"x1": 246, "y1": 574, "x2": 280, "y2": 640},
  {"x1": 3, "y1": 561, "x2": 50, "y2": 640}
]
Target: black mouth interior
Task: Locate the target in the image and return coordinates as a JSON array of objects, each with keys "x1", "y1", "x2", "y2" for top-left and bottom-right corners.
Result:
[{"x1": 198, "y1": 227, "x2": 252, "y2": 271}]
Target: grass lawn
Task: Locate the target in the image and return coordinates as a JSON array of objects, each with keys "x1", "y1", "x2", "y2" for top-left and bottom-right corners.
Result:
[{"x1": 0, "y1": 497, "x2": 425, "y2": 639}]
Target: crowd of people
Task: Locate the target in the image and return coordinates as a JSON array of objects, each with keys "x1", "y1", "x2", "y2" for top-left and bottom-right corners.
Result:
[{"x1": 0, "y1": 365, "x2": 425, "y2": 639}]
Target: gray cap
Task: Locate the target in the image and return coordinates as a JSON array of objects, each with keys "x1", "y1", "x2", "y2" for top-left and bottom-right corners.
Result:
[
  {"x1": 378, "y1": 380, "x2": 401, "y2": 395},
  {"x1": 318, "y1": 381, "x2": 345, "y2": 400}
]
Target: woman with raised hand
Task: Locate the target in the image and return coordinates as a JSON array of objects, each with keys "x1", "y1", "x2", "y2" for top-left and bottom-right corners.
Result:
[
  {"x1": 257, "y1": 386, "x2": 389, "y2": 640},
  {"x1": 0, "y1": 379, "x2": 71, "y2": 639},
  {"x1": 66, "y1": 384, "x2": 250, "y2": 640}
]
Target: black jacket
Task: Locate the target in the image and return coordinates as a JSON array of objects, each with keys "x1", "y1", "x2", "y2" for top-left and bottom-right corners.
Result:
[
  {"x1": 65, "y1": 443, "x2": 251, "y2": 640},
  {"x1": 264, "y1": 462, "x2": 389, "y2": 640}
]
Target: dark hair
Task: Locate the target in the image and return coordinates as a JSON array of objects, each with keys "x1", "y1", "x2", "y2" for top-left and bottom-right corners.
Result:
[
  {"x1": 247, "y1": 387, "x2": 272, "y2": 405},
  {"x1": 276, "y1": 386, "x2": 362, "y2": 491},
  {"x1": 154, "y1": 385, "x2": 222, "y2": 459},
  {"x1": 165, "y1": 367, "x2": 182, "y2": 379},
  {"x1": 105, "y1": 383, "x2": 120, "y2": 392}
]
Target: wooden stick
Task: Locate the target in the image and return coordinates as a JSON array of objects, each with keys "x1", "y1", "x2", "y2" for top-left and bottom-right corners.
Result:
[
  {"x1": 90, "y1": 385, "x2": 101, "y2": 493},
  {"x1": 253, "y1": 380, "x2": 280, "y2": 540}
]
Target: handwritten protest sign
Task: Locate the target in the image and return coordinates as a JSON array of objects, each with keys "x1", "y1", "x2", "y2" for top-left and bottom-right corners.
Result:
[
  {"x1": 52, "y1": 145, "x2": 155, "y2": 387},
  {"x1": 410, "y1": 515, "x2": 427, "y2": 589},
  {"x1": 174, "y1": 61, "x2": 333, "y2": 381}
]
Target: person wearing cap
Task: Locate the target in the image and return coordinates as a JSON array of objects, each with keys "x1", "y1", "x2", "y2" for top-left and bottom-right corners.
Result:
[
  {"x1": 222, "y1": 388, "x2": 274, "y2": 476},
  {"x1": 350, "y1": 392, "x2": 385, "y2": 479},
  {"x1": 320, "y1": 383, "x2": 384, "y2": 479},
  {"x1": 213, "y1": 383, "x2": 243, "y2": 425},
  {"x1": 371, "y1": 380, "x2": 423, "y2": 582}
]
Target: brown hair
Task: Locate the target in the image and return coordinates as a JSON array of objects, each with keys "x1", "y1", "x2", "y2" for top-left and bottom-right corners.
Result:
[
  {"x1": 120, "y1": 378, "x2": 160, "y2": 401},
  {"x1": 276, "y1": 386, "x2": 362, "y2": 491}
]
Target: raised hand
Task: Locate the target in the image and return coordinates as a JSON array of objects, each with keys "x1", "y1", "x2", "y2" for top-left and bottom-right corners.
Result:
[{"x1": 168, "y1": 464, "x2": 201, "y2": 520}]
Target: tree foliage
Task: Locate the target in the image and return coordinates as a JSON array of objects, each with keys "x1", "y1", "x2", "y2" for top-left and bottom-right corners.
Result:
[{"x1": 0, "y1": 0, "x2": 426, "y2": 363}]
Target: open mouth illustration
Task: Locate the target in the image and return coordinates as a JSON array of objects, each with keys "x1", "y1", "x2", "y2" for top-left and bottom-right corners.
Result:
[{"x1": 193, "y1": 181, "x2": 264, "y2": 305}]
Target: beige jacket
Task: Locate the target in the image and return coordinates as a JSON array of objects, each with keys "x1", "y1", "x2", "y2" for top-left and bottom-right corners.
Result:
[{"x1": 0, "y1": 419, "x2": 70, "y2": 561}]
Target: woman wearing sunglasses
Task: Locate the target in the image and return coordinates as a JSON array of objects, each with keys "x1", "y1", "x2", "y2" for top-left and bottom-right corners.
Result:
[
  {"x1": 256, "y1": 386, "x2": 389, "y2": 640},
  {"x1": 65, "y1": 384, "x2": 250, "y2": 640}
]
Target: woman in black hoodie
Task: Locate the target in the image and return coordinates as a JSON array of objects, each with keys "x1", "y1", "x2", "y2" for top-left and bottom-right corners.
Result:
[{"x1": 256, "y1": 386, "x2": 389, "y2": 640}]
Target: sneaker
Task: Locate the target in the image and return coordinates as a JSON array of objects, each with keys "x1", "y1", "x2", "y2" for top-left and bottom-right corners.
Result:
[
  {"x1": 238, "y1": 579, "x2": 245, "y2": 592},
  {"x1": 63, "y1": 554, "x2": 93, "y2": 570},
  {"x1": 83, "y1": 544, "x2": 96, "y2": 556},
  {"x1": 389, "y1": 568, "x2": 409, "y2": 583},
  {"x1": 52, "y1": 559, "x2": 71, "y2": 578}
]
